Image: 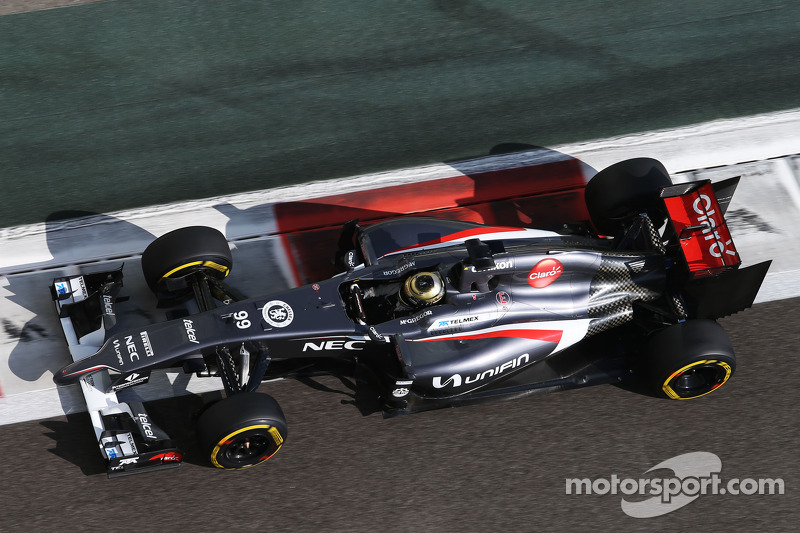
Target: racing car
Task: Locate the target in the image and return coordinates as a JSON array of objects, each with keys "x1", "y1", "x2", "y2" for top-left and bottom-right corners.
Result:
[{"x1": 50, "y1": 158, "x2": 770, "y2": 477}]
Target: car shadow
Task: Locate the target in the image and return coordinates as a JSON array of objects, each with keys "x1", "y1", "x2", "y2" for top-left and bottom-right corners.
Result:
[{"x1": 211, "y1": 144, "x2": 596, "y2": 285}]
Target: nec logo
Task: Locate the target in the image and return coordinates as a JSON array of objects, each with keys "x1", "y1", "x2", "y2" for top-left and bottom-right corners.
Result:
[{"x1": 302, "y1": 340, "x2": 366, "y2": 352}]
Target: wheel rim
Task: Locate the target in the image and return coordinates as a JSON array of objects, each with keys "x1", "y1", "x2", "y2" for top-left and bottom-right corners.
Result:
[
  {"x1": 224, "y1": 434, "x2": 272, "y2": 464},
  {"x1": 662, "y1": 359, "x2": 732, "y2": 400},
  {"x1": 211, "y1": 424, "x2": 284, "y2": 469}
]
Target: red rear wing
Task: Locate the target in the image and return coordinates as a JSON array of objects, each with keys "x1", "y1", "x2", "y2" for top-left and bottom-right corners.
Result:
[{"x1": 661, "y1": 180, "x2": 741, "y2": 278}]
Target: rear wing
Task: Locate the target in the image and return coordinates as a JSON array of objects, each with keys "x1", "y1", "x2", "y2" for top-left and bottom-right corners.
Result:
[
  {"x1": 660, "y1": 177, "x2": 771, "y2": 318},
  {"x1": 661, "y1": 178, "x2": 741, "y2": 278}
]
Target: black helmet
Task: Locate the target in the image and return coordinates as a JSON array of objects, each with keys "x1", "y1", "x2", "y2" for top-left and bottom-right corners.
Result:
[{"x1": 399, "y1": 272, "x2": 445, "y2": 307}]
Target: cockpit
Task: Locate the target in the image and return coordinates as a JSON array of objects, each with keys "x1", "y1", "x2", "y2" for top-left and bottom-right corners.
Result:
[{"x1": 341, "y1": 236, "x2": 508, "y2": 326}]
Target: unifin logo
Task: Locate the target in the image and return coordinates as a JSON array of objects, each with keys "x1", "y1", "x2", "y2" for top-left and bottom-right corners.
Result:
[
  {"x1": 432, "y1": 374, "x2": 462, "y2": 388},
  {"x1": 432, "y1": 353, "x2": 530, "y2": 388}
]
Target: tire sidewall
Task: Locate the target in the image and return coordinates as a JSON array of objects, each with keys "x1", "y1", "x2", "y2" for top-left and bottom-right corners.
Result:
[
  {"x1": 643, "y1": 320, "x2": 736, "y2": 399},
  {"x1": 196, "y1": 392, "x2": 288, "y2": 470}
]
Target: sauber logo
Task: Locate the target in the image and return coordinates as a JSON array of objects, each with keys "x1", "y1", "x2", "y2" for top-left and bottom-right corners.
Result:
[{"x1": 528, "y1": 259, "x2": 563, "y2": 288}]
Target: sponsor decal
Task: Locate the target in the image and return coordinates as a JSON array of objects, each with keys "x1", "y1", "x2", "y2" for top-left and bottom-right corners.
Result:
[
  {"x1": 626, "y1": 259, "x2": 647, "y2": 275},
  {"x1": 262, "y1": 300, "x2": 294, "y2": 328},
  {"x1": 302, "y1": 339, "x2": 366, "y2": 352},
  {"x1": 140, "y1": 331, "x2": 154, "y2": 357},
  {"x1": 344, "y1": 250, "x2": 357, "y2": 268},
  {"x1": 470, "y1": 258, "x2": 514, "y2": 272},
  {"x1": 692, "y1": 193, "x2": 737, "y2": 259},
  {"x1": 112, "y1": 372, "x2": 150, "y2": 391},
  {"x1": 113, "y1": 339, "x2": 124, "y2": 366},
  {"x1": 399, "y1": 309, "x2": 433, "y2": 325},
  {"x1": 368, "y1": 326, "x2": 387, "y2": 342},
  {"x1": 118, "y1": 458, "x2": 140, "y2": 466},
  {"x1": 102, "y1": 294, "x2": 114, "y2": 315},
  {"x1": 183, "y1": 319, "x2": 200, "y2": 344},
  {"x1": 125, "y1": 432, "x2": 138, "y2": 455},
  {"x1": 495, "y1": 291, "x2": 512, "y2": 308},
  {"x1": 528, "y1": 258, "x2": 563, "y2": 288},
  {"x1": 137, "y1": 413, "x2": 156, "y2": 439},
  {"x1": 54, "y1": 281, "x2": 70, "y2": 296},
  {"x1": 431, "y1": 316, "x2": 479, "y2": 330},
  {"x1": 392, "y1": 380, "x2": 413, "y2": 397},
  {"x1": 125, "y1": 335, "x2": 140, "y2": 361},
  {"x1": 312, "y1": 283, "x2": 320, "y2": 292},
  {"x1": 432, "y1": 353, "x2": 530, "y2": 388},
  {"x1": 150, "y1": 452, "x2": 182, "y2": 463},
  {"x1": 107, "y1": 448, "x2": 118, "y2": 459},
  {"x1": 74, "y1": 276, "x2": 88, "y2": 300},
  {"x1": 383, "y1": 261, "x2": 416, "y2": 277},
  {"x1": 663, "y1": 183, "x2": 740, "y2": 274}
]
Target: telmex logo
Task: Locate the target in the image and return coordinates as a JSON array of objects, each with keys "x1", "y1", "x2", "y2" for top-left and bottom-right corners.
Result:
[{"x1": 528, "y1": 259, "x2": 563, "y2": 288}]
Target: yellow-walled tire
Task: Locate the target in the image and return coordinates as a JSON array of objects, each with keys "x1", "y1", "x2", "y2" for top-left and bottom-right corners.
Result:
[
  {"x1": 645, "y1": 320, "x2": 736, "y2": 400},
  {"x1": 141, "y1": 226, "x2": 232, "y2": 294},
  {"x1": 196, "y1": 392, "x2": 287, "y2": 470}
]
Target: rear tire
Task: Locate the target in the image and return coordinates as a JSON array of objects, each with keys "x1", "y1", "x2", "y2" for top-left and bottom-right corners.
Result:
[
  {"x1": 585, "y1": 158, "x2": 672, "y2": 235},
  {"x1": 196, "y1": 392, "x2": 287, "y2": 470},
  {"x1": 644, "y1": 320, "x2": 736, "y2": 400},
  {"x1": 141, "y1": 226, "x2": 232, "y2": 294}
]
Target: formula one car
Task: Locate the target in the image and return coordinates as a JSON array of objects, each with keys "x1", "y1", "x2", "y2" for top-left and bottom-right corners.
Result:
[{"x1": 51, "y1": 158, "x2": 770, "y2": 477}]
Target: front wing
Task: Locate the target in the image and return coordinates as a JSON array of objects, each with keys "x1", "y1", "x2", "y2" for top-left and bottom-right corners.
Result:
[{"x1": 51, "y1": 269, "x2": 184, "y2": 477}]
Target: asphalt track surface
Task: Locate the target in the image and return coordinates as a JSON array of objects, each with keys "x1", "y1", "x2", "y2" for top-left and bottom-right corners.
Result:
[
  {"x1": 3, "y1": 1, "x2": 800, "y2": 227},
  {"x1": 0, "y1": 296, "x2": 796, "y2": 532}
]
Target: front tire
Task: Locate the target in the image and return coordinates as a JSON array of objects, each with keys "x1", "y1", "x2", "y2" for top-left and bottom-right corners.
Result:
[
  {"x1": 196, "y1": 392, "x2": 288, "y2": 470},
  {"x1": 141, "y1": 226, "x2": 232, "y2": 294},
  {"x1": 644, "y1": 320, "x2": 736, "y2": 400}
]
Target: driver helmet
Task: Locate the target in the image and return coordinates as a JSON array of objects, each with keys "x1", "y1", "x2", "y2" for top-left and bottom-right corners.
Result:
[{"x1": 399, "y1": 271, "x2": 445, "y2": 307}]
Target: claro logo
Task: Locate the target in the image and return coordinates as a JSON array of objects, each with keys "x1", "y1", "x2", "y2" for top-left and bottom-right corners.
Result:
[
  {"x1": 692, "y1": 194, "x2": 737, "y2": 259},
  {"x1": 528, "y1": 259, "x2": 563, "y2": 288}
]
